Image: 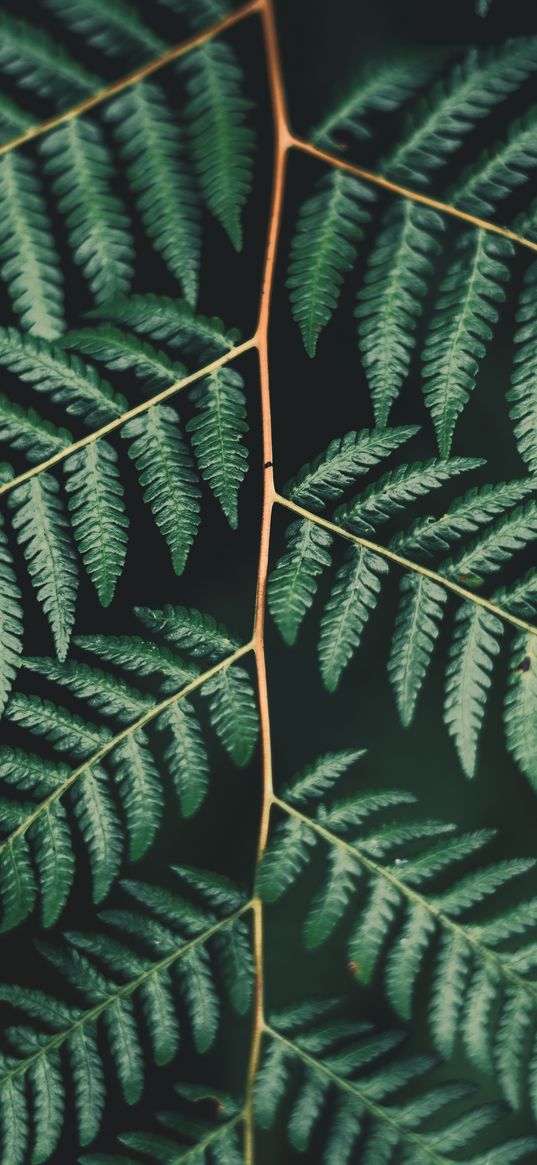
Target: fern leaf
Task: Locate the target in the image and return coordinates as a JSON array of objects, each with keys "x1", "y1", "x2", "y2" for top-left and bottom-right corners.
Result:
[
  {"x1": 312, "y1": 53, "x2": 445, "y2": 149},
  {"x1": 393, "y1": 476, "x2": 536, "y2": 558},
  {"x1": 303, "y1": 847, "x2": 361, "y2": 949},
  {"x1": 45, "y1": 0, "x2": 163, "y2": 58},
  {"x1": 0, "y1": 93, "x2": 33, "y2": 141},
  {"x1": 422, "y1": 230, "x2": 512, "y2": 456},
  {"x1": 429, "y1": 933, "x2": 471, "y2": 1058},
  {"x1": 0, "y1": 1075, "x2": 28, "y2": 1165},
  {"x1": 446, "y1": 499, "x2": 537, "y2": 582},
  {"x1": 0, "y1": 153, "x2": 64, "y2": 339},
  {"x1": 140, "y1": 968, "x2": 179, "y2": 1067},
  {"x1": 0, "y1": 836, "x2": 36, "y2": 932},
  {"x1": 0, "y1": 516, "x2": 23, "y2": 716},
  {"x1": 284, "y1": 748, "x2": 365, "y2": 806},
  {"x1": 203, "y1": 664, "x2": 258, "y2": 766},
  {"x1": 72, "y1": 766, "x2": 123, "y2": 904},
  {"x1": 187, "y1": 366, "x2": 248, "y2": 527},
  {"x1": 268, "y1": 519, "x2": 333, "y2": 646},
  {"x1": 335, "y1": 457, "x2": 482, "y2": 535},
  {"x1": 105, "y1": 998, "x2": 144, "y2": 1104},
  {"x1": 9, "y1": 474, "x2": 78, "y2": 661},
  {"x1": 30, "y1": 801, "x2": 75, "y2": 927},
  {"x1": 388, "y1": 574, "x2": 447, "y2": 727},
  {"x1": 0, "y1": 393, "x2": 71, "y2": 462},
  {"x1": 124, "y1": 405, "x2": 201, "y2": 575},
  {"x1": 89, "y1": 292, "x2": 239, "y2": 357},
  {"x1": 111, "y1": 730, "x2": 163, "y2": 862},
  {"x1": 504, "y1": 632, "x2": 537, "y2": 790},
  {"x1": 5, "y1": 691, "x2": 111, "y2": 756},
  {"x1": 159, "y1": 699, "x2": 209, "y2": 817},
  {"x1": 257, "y1": 817, "x2": 316, "y2": 902},
  {"x1": 508, "y1": 260, "x2": 537, "y2": 472},
  {"x1": 385, "y1": 900, "x2": 436, "y2": 1021},
  {"x1": 69, "y1": 1025, "x2": 106, "y2": 1145},
  {"x1": 356, "y1": 202, "x2": 444, "y2": 426},
  {"x1": 74, "y1": 633, "x2": 197, "y2": 690},
  {"x1": 0, "y1": 328, "x2": 127, "y2": 425},
  {"x1": 64, "y1": 440, "x2": 128, "y2": 607},
  {"x1": 176, "y1": 947, "x2": 219, "y2": 1054},
  {"x1": 0, "y1": 11, "x2": 98, "y2": 98},
  {"x1": 444, "y1": 604, "x2": 503, "y2": 778},
  {"x1": 107, "y1": 81, "x2": 201, "y2": 304},
  {"x1": 29, "y1": 1047, "x2": 64, "y2": 1163},
  {"x1": 285, "y1": 425, "x2": 418, "y2": 508},
  {"x1": 64, "y1": 324, "x2": 186, "y2": 387},
  {"x1": 288, "y1": 170, "x2": 373, "y2": 356},
  {"x1": 22, "y1": 655, "x2": 150, "y2": 723},
  {"x1": 180, "y1": 40, "x2": 254, "y2": 249},
  {"x1": 385, "y1": 39, "x2": 537, "y2": 185},
  {"x1": 455, "y1": 107, "x2": 537, "y2": 216},
  {"x1": 135, "y1": 604, "x2": 239, "y2": 659},
  {"x1": 40, "y1": 118, "x2": 134, "y2": 305},
  {"x1": 319, "y1": 546, "x2": 388, "y2": 691}
]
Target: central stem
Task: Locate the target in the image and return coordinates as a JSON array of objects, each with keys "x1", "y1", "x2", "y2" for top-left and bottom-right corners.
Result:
[{"x1": 243, "y1": 0, "x2": 290, "y2": 1159}]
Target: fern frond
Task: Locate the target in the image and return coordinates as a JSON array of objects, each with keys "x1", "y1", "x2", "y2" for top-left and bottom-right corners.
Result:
[
  {"x1": 64, "y1": 324, "x2": 186, "y2": 388},
  {"x1": 158, "y1": 700, "x2": 209, "y2": 817},
  {"x1": 385, "y1": 39, "x2": 537, "y2": 185},
  {"x1": 0, "y1": 153, "x2": 64, "y2": 339},
  {"x1": 312, "y1": 53, "x2": 445, "y2": 149},
  {"x1": 89, "y1": 292, "x2": 239, "y2": 357},
  {"x1": 261, "y1": 758, "x2": 537, "y2": 1111},
  {"x1": 202, "y1": 663, "x2": 258, "y2": 766},
  {"x1": 284, "y1": 424, "x2": 418, "y2": 508},
  {"x1": 421, "y1": 230, "x2": 512, "y2": 456},
  {"x1": 259, "y1": 1006, "x2": 535, "y2": 1163},
  {"x1": 455, "y1": 107, "x2": 537, "y2": 216},
  {"x1": 74, "y1": 633, "x2": 198, "y2": 690},
  {"x1": 0, "y1": 328, "x2": 127, "y2": 425},
  {"x1": 187, "y1": 365, "x2": 248, "y2": 527},
  {"x1": 111, "y1": 731, "x2": 163, "y2": 862},
  {"x1": 388, "y1": 574, "x2": 447, "y2": 727},
  {"x1": 356, "y1": 202, "x2": 444, "y2": 426},
  {"x1": 22, "y1": 656, "x2": 151, "y2": 723},
  {"x1": 40, "y1": 118, "x2": 134, "y2": 305},
  {"x1": 0, "y1": 875, "x2": 250, "y2": 1156},
  {"x1": 0, "y1": 11, "x2": 98, "y2": 99},
  {"x1": 0, "y1": 516, "x2": 23, "y2": 717},
  {"x1": 9, "y1": 474, "x2": 78, "y2": 661},
  {"x1": 106, "y1": 81, "x2": 201, "y2": 304},
  {"x1": 504, "y1": 632, "x2": 537, "y2": 790},
  {"x1": 72, "y1": 765, "x2": 123, "y2": 904},
  {"x1": 335, "y1": 456, "x2": 482, "y2": 536},
  {"x1": 444, "y1": 604, "x2": 504, "y2": 778},
  {"x1": 445, "y1": 499, "x2": 537, "y2": 582},
  {"x1": 508, "y1": 260, "x2": 537, "y2": 472},
  {"x1": 318, "y1": 546, "x2": 388, "y2": 691},
  {"x1": 64, "y1": 441, "x2": 129, "y2": 608},
  {"x1": 287, "y1": 170, "x2": 373, "y2": 356},
  {"x1": 123, "y1": 404, "x2": 201, "y2": 575},
  {"x1": 268, "y1": 519, "x2": 333, "y2": 646},
  {"x1": 180, "y1": 39, "x2": 255, "y2": 249},
  {"x1": 45, "y1": 0, "x2": 163, "y2": 58}
]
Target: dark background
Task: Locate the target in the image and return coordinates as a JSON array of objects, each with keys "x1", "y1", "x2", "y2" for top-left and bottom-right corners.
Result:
[{"x1": 0, "y1": 0, "x2": 537, "y2": 1160}]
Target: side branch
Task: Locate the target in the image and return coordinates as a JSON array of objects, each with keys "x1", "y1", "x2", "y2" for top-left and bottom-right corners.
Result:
[
  {"x1": 0, "y1": 641, "x2": 254, "y2": 854},
  {"x1": 275, "y1": 493, "x2": 537, "y2": 638},
  {"x1": 0, "y1": 0, "x2": 262, "y2": 159},
  {"x1": 291, "y1": 136, "x2": 537, "y2": 255},
  {"x1": 0, "y1": 339, "x2": 256, "y2": 499}
]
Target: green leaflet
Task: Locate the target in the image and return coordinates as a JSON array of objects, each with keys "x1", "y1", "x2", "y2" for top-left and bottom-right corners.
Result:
[
  {"x1": 284, "y1": 424, "x2": 419, "y2": 508},
  {"x1": 202, "y1": 664, "x2": 258, "y2": 767},
  {"x1": 106, "y1": 81, "x2": 201, "y2": 305},
  {"x1": 335, "y1": 457, "x2": 483, "y2": 535},
  {"x1": 111, "y1": 731, "x2": 164, "y2": 862},
  {"x1": 288, "y1": 170, "x2": 374, "y2": 356},
  {"x1": 64, "y1": 440, "x2": 129, "y2": 608},
  {"x1": 0, "y1": 11, "x2": 98, "y2": 98},
  {"x1": 0, "y1": 515, "x2": 23, "y2": 715},
  {"x1": 88, "y1": 292, "x2": 239, "y2": 357},
  {"x1": 0, "y1": 393, "x2": 71, "y2": 462},
  {"x1": 0, "y1": 328, "x2": 127, "y2": 426},
  {"x1": 9, "y1": 474, "x2": 78, "y2": 661},
  {"x1": 45, "y1": 0, "x2": 164, "y2": 58},
  {"x1": 30, "y1": 801, "x2": 75, "y2": 928},
  {"x1": 388, "y1": 574, "x2": 447, "y2": 727},
  {"x1": 135, "y1": 604, "x2": 239, "y2": 659},
  {"x1": 319, "y1": 546, "x2": 388, "y2": 691},
  {"x1": 64, "y1": 324, "x2": 186, "y2": 388},
  {"x1": 124, "y1": 404, "x2": 201, "y2": 576},
  {"x1": 508, "y1": 260, "x2": 537, "y2": 473},
  {"x1": 40, "y1": 118, "x2": 134, "y2": 305},
  {"x1": 180, "y1": 39, "x2": 255, "y2": 250},
  {"x1": 356, "y1": 202, "x2": 444, "y2": 426},
  {"x1": 159, "y1": 699, "x2": 209, "y2": 817},
  {"x1": 268, "y1": 519, "x2": 333, "y2": 646},
  {"x1": 421, "y1": 230, "x2": 513, "y2": 456},
  {"x1": 72, "y1": 766, "x2": 123, "y2": 905},
  {"x1": 504, "y1": 633, "x2": 537, "y2": 790},
  {"x1": 0, "y1": 152, "x2": 64, "y2": 340},
  {"x1": 187, "y1": 365, "x2": 249, "y2": 527},
  {"x1": 444, "y1": 603, "x2": 504, "y2": 779},
  {"x1": 454, "y1": 106, "x2": 537, "y2": 217}
]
